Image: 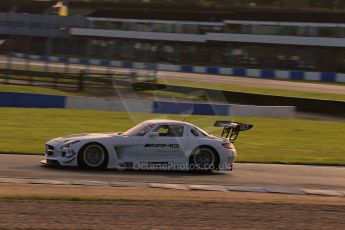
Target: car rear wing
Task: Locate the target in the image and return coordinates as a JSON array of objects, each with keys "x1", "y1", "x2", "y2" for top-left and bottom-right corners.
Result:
[{"x1": 214, "y1": 121, "x2": 253, "y2": 141}]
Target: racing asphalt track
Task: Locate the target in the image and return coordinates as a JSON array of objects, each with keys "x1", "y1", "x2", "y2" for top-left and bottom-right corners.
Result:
[{"x1": 1, "y1": 154, "x2": 345, "y2": 191}]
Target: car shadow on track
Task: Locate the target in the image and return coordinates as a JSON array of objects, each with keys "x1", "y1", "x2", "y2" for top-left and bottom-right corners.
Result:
[{"x1": 40, "y1": 164, "x2": 226, "y2": 177}]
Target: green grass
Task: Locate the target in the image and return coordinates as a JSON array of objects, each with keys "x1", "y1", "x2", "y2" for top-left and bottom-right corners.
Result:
[
  {"x1": 0, "y1": 108, "x2": 345, "y2": 165},
  {"x1": 142, "y1": 90, "x2": 204, "y2": 101},
  {"x1": 158, "y1": 79, "x2": 345, "y2": 101}
]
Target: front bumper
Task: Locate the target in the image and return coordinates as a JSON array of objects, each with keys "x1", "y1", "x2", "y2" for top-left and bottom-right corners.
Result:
[
  {"x1": 43, "y1": 140, "x2": 79, "y2": 167},
  {"x1": 40, "y1": 159, "x2": 61, "y2": 167}
]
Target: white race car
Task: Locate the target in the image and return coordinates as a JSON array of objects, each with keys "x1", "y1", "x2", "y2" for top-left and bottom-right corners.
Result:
[{"x1": 41, "y1": 119, "x2": 252, "y2": 171}]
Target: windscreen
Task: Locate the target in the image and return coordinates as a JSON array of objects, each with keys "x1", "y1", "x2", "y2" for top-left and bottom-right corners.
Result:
[{"x1": 122, "y1": 121, "x2": 155, "y2": 136}]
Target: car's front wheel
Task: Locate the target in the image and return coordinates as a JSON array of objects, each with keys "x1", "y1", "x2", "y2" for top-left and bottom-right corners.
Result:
[
  {"x1": 78, "y1": 143, "x2": 108, "y2": 169},
  {"x1": 189, "y1": 147, "x2": 217, "y2": 172}
]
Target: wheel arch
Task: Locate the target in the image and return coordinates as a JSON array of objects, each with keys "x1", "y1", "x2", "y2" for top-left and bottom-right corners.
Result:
[
  {"x1": 77, "y1": 141, "x2": 109, "y2": 169},
  {"x1": 189, "y1": 145, "x2": 220, "y2": 170}
]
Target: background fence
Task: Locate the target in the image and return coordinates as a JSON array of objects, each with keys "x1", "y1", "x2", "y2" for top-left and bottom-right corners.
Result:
[{"x1": 0, "y1": 50, "x2": 158, "y2": 93}]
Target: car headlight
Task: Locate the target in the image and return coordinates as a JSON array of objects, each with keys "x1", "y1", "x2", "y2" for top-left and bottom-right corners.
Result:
[{"x1": 61, "y1": 140, "x2": 80, "y2": 157}]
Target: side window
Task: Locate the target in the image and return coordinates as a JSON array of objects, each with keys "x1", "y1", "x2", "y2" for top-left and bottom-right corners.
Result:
[
  {"x1": 153, "y1": 125, "x2": 184, "y2": 137},
  {"x1": 191, "y1": 129, "x2": 199, "y2": 137}
]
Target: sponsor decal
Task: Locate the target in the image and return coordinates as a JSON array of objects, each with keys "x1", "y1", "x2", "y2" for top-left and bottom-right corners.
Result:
[{"x1": 144, "y1": 144, "x2": 179, "y2": 148}]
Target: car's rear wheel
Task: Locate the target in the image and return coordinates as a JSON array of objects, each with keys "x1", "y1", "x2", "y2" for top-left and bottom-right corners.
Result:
[
  {"x1": 78, "y1": 143, "x2": 108, "y2": 169},
  {"x1": 189, "y1": 147, "x2": 217, "y2": 171}
]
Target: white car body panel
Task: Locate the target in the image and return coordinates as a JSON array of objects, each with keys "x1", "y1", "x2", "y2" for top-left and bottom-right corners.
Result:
[{"x1": 42, "y1": 119, "x2": 237, "y2": 171}]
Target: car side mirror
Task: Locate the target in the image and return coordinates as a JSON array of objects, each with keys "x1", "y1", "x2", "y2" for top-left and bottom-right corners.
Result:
[{"x1": 149, "y1": 132, "x2": 160, "y2": 137}]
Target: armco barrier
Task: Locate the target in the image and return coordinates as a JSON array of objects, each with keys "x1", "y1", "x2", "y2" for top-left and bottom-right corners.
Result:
[
  {"x1": 0, "y1": 92, "x2": 65, "y2": 108},
  {"x1": 0, "y1": 92, "x2": 295, "y2": 117},
  {"x1": 229, "y1": 104, "x2": 295, "y2": 117},
  {"x1": 65, "y1": 97, "x2": 153, "y2": 113},
  {"x1": 152, "y1": 101, "x2": 229, "y2": 116},
  {"x1": 8, "y1": 52, "x2": 345, "y2": 83}
]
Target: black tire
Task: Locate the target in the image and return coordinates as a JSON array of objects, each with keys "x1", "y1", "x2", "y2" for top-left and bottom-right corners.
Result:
[
  {"x1": 78, "y1": 143, "x2": 108, "y2": 169},
  {"x1": 189, "y1": 146, "x2": 218, "y2": 172}
]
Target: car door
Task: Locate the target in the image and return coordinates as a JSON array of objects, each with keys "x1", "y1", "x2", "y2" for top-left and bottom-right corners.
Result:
[
  {"x1": 137, "y1": 124, "x2": 187, "y2": 161},
  {"x1": 112, "y1": 135, "x2": 141, "y2": 161}
]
